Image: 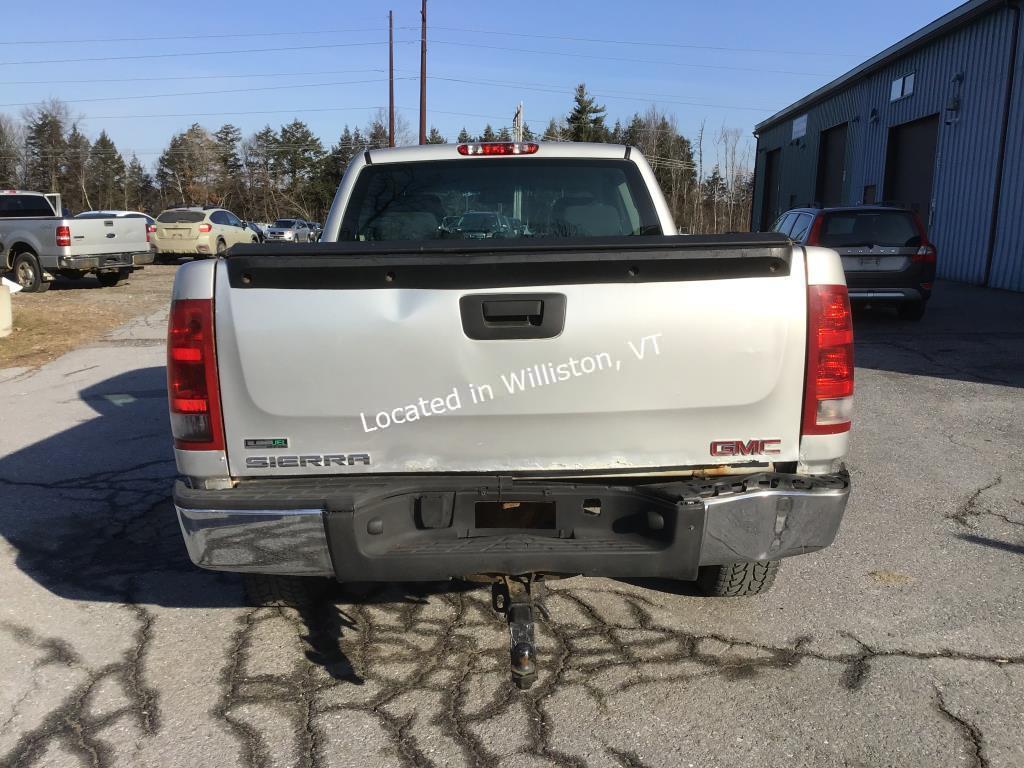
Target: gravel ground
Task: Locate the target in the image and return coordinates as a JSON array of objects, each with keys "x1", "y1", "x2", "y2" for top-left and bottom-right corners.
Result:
[{"x1": 0, "y1": 280, "x2": 1021, "y2": 768}]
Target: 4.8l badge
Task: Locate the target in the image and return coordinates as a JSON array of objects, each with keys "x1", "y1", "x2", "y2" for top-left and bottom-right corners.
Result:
[{"x1": 244, "y1": 438, "x2": 289, "y2": 449}]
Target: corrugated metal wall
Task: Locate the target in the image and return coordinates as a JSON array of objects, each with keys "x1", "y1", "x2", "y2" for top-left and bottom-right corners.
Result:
[
  {"x1": 752, "y1": 5, "x2": 1022, "y2": 289},
  {"x1": 989, "y1": 10, "x2": 1024, "y2": 291}
]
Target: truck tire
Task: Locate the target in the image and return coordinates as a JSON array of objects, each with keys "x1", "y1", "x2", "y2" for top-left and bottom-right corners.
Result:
[
  {"x1": 242, "y1": 574, "x2": 329, "y2": 609},
  {"x1": 697, "y1": 560, "x2": 780, "y2": 597},
  {"x1": 97, "y1": 269, "x2": 129, "y2": 288},
  {"x1": 12, "y1": 251, "x2": 49, "y2": 293}
]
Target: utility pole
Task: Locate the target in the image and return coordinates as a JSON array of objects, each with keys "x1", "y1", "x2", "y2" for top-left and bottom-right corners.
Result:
[
  {"x1": 388, "y1": 10, "x2": 395, "y2": 147},
  {"x1": 512, "y1": 102, "x2": 524, "y2": 142},
  {"x1": 419, "y1": 0, "x2": 427, "y2": 145}
]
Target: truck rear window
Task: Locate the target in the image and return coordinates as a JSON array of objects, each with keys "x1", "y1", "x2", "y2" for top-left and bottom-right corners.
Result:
[
  {"x1": 819, "y1": 211, "x2": 922, "y2": 248},
  {"x1": 158, "y1": 210, "x2": 206, "y2": 224},
  {"x1": 0, "y1": 195, "x2": 55, "y2": 218},
  {"x1": 338, "y1": 158, "x2": 662, "y2": 242}
]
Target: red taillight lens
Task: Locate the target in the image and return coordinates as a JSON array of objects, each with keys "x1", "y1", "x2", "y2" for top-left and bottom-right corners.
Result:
[
  {"x1": 802, "y1": 284, "x2": 854, "y2": 436},
  {"x1": 56, "y1": 225, "x2": 71, "y2": 247},
  {"x1": 147, "y1": 223, "x2": 156, "y2": 243},
  {"x1": 167, "y1": 299, "x2": 224, "y2": 450},
  {"x1": 198, "y1": 223, "x2": 212, "y2": 233},
  {"x1": 805, "y1": 215, "x2": 823, "y2": 246},
  {"x1": 912, "y1": 243, "x2": 937, "y2": 264},
  {"x1": 457, "y1": 142, "x2": 539, "y2": 156}
]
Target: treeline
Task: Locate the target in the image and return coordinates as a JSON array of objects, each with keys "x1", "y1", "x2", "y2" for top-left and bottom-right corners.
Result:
[{"x1": 0, "y1": 87, "x2": 752, "y2": 232}]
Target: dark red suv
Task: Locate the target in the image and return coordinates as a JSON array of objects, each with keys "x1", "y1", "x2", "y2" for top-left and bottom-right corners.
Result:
[{"x1": 770, "y1": 205, "x2": 937, "y2": 320}]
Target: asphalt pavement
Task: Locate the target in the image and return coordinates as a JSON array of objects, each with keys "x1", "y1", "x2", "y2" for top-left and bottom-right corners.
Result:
[{"x1": 0, "y1": 282, "x2": 1022, "y2": 768}]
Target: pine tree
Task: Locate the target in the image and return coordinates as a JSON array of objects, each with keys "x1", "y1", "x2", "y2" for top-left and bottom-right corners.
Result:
[
  {"x1": 366, "y1": 115, "x2": 389, "y2": 149},
  {"x1": 87, "y1": 131, "x2": 125, "y2": 211},
  {"x1": 497, "y1": 126, "x2": 512, "y2": 141},
  {"x1": 0, "y1": 115, "x2": 22, "y2": 188},
  {"x1": 521, "y1": 123, "x2": 536, "y2": 141},
  {"x1": 23, "y1": 100, "x2": 70, "y2": 193},
  {"x1": 213, "y1": 124, "x2": 243, "y2": 206},
  {"x1": 426, "y1": 126, "x2": 446, "y2": 144},
  {"x1": 565, "y1": 83, "x2": 608, "y2": 142},
  {"x1": 123, "y1": 154, "x2": 156, "y2": 212},
  {"x1": 542, "y1": 118, "x2": 562, "y2": 142},
  {"x1": 480, "y1": 124, "x2": 497, "y2": 142},
  {"x1": 62, "y1": 125, "x2": 91, "y2": 213},
  {"x1": 456, "y1": 127, "x2": 471, "y2": 143}
]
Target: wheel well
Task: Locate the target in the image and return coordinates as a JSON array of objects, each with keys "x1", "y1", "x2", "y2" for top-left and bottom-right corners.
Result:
[{"x1": 6, "y1": 242, "x2": 37, "y2": 270}]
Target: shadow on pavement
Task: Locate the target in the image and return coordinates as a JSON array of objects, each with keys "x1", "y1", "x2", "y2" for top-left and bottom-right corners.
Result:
[
  {"x1": 0, "y1": 365, "x2": 481, "y2": 681},
  {"x1": 853, "y1": 281, "x2": 1024, "y2": 387},
  {"x1": 957, "y1": 533, "x2": 1024, "y2": 557}
]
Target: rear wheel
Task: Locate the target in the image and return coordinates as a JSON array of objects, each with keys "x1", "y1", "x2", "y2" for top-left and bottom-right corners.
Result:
[
  {"x1": 697, "y1": 560, "x2": 780, "y2": 596},
  {"x1": 97, "y1": 269, "x2": 130, "y2": 288},
  {"x1": 897, "y1": 300, "x2": 926, "y2": 321},
  {"x1": 242, "y1": 574, "x2": 329, "y2": 609},
  {"x1": 12, "y1": 251, "x2": 49, "y2": 293}
]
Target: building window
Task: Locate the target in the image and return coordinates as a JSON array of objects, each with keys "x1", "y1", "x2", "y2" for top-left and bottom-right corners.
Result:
[
  {"x1": 792, "y1": 114, "x2": 808, "y2": 140},
  {"x1": 890, "y1": 73, "x2": 915, "y2": 101}
]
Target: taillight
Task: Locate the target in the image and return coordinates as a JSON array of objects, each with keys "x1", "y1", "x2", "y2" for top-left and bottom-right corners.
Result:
[
  {"x1": 805, "y1": 215, "x2": 823, "y2": 246},
  {"x1": 198, "y1": 223, "x2": 212, "y2": 233},
  {"x1": 56, "y1": 225, "x2": 71, "y2": 247},
  {"x1": 802, "y1": 284, "x2": 854, "y2": 436},
  {"x1": 147, "y1": 223, "x2": 156, "y2": 243},
  {"x1": 457, "y1": 142, "x2": 539, "y2": 156},
  {"x1": 167, "y1": 299, "x2": 224, "y2": 450},
  {"x1": 912, "y1": 243, "x2": 937, "y2": 264}
]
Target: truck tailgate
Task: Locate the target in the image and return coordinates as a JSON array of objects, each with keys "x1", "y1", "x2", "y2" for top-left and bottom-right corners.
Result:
[
  {"x1": 65, "y1": 217, "x2": 148, "y2": 255},
  {"x1": 215, "y1": 236, "x2": 806, "y2": 476}
]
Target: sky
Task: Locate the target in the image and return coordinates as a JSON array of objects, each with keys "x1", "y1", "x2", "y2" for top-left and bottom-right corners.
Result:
[{"x1": 0, "y1": 0, "x2": 964, "y2": 170}]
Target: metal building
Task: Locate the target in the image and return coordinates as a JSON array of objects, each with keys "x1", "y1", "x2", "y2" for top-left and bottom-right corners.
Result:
[{"x1": 751, "y1": 0, "x2": 1023, "y2": 291}]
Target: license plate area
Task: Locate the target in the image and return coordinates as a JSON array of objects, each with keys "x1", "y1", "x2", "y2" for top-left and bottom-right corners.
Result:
[{"x1": 475, "y1": 501, "x2": 555, "y2": 530}]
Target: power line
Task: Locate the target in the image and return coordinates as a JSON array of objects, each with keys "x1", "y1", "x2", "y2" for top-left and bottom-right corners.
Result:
[
  {"x1": 423, "y1": 75, "x2": 774, "y2": 113},
  {"x1": 427, "y1": 39, "x2": 829, "y2": 77},
  {"x1": 0, "y1": 68, "x2": 384, "y2": 86},
  {"x1": 404, "y1": 25, "x2": 859, "y2": 58},
  {"x1": 0, "y1": 40, "x2": 414, "y2": 67},
  {"x1": 81, "y1": 106, "x2": 387, "y2": 120},
  {"x1": 0, "y1": 77, "x2": 414, "y2": 109},
  {"x1": 0, "y1": 26, "x2": 386, "y2": 46}
]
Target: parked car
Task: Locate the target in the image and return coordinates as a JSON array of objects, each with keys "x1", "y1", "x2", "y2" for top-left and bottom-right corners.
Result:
[
  {"x1": 75, "y1": 210, "x2": 156, "y2": 229},
  {"x1": 455, "y1": 210, "x2": 512, "y2": 238},
  {"x1": 0, "y1": 191, "x2": 152, "y2": 292},
  {"x1": 168, "y1": 141, "x2": 852, "y2": 689},
  {"x1": 245, "y1": 222, "x2": 265, "y2": 243},
  {"x1": 770, "y1": 204, "x2": 937, "y2": 320},
  {"x1": 307, "y1": 221, "x2": 323, "y2": 241},
  {"x1": 151, "y1": 206, "x2": 257, "y2": 260},
  {"x1": 265, "y1": 218, "x2": 312, "y2": 242}
]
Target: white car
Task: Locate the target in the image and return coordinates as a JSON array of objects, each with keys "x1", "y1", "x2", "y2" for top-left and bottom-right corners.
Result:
[{"x1": 151, "y1": 207, "x2": 258, "y2": 259}]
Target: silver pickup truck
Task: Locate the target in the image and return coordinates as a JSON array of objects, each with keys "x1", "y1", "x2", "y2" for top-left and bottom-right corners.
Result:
[
  {"x1": 167, "y1": 142, "x2": 854, "y2": 687},
  {"x1": 0, "y1": 191, "x2": 152, "y2": 292}
]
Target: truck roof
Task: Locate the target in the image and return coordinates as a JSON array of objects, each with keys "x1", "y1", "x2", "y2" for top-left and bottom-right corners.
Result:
[{"x1": 365, "y1": 141, "x2": 632, "y2": 165}]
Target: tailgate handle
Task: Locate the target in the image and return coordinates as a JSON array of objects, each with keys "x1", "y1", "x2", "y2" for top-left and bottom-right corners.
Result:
[
  {"x1": 461, "y1": 293, "x2": 566, "y2": 340},
  {"x1": 482, "y1": 299, "x2": 542, "y2": 323}
]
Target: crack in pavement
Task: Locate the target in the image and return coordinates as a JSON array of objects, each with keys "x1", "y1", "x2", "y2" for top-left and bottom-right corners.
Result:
[
  {"x1": 934, "y1": 686, "x2": 989, "y2": 768},
  {"x1": 949, "y1": 476, "x2": 1004, "y2": 528},
  {"x1": 2, "y1": 458, "x2": 1020, "y2": 767}
]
